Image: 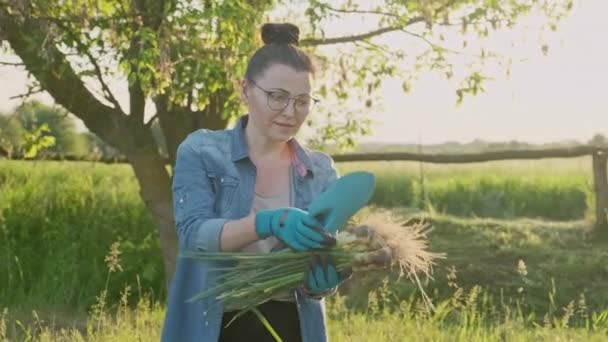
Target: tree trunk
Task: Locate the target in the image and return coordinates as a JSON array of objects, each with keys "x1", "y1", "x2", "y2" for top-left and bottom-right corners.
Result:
[
  {"x1": 592, "y1": 151, "x2": 608, "y2": 230},
  {"x1": 126, "y1": 142, "x2": 178, "y2": 289},
  {"x1": 155, "y1": 91, "x2": 231, "y2": 167}
]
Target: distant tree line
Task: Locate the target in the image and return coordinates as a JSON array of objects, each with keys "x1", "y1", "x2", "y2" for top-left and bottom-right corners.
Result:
[
  {"x1": 2, "y1": 100, "x2": 606, "y2": 159},
  {"x1": 0, "y1": 100, "x2": 170, "y2": 159}
]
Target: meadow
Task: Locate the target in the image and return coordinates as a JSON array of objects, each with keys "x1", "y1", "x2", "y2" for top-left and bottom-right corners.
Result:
[{"x1": 1, "y1": 157, "x2": 607, "y2": 341}]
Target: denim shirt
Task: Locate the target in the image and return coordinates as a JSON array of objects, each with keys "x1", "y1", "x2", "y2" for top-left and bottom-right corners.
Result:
[{"x1": 161, "y1": 115, "x2": 338, "y2": 342}]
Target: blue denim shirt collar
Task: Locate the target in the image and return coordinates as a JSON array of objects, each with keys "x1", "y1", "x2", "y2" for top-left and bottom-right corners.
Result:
[
  {"x1": 229, "y1": 116, "x2": 249, "y2": 162},
  {"x1": 230, "y1": 115, "x2": 314, "y2": 176}
]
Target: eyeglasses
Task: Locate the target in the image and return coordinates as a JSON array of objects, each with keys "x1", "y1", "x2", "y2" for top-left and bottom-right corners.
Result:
[{"x1": 248, "y1": 79, "x2": 319, "y2": 114}]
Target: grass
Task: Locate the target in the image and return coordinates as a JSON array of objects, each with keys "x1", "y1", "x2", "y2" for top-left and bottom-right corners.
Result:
[
  {"x1": 337, "y1": 158, "x2": 593, "y2": 219},
  {"x1": 0, "y1": 158, "x2": 593, "y2": 310},
  {"x1": 3, "y1": 210, "x2": 608, "y2": 341},
  {"x1": 3, "y1": 263, "x2": 608, "y2": 341},
  {"x1": 0, "y1": 161, "x2": 164, "y2": 313},
  {"x1": 1, "y1": 158, "x2": 607, "y2": 340}
]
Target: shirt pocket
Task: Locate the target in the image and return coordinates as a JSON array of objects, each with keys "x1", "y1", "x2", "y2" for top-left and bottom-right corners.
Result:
[{"x1": 207, "y1": 173, "x2": 240, "y2": 215}]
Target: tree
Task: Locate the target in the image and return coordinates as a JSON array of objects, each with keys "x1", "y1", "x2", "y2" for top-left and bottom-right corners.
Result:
[
  {"x1": 0, "y1": 111, "x2": 25, "y2": 157},
  {"x1": 589, "y1": 134, "x2": 607, "y2": 147},
  {"x1": 0, "y1": 0, "x2": 573, "y2": 288},
  {"x1": 14, "y1": 100, "x2": 90, "y2": 155}
]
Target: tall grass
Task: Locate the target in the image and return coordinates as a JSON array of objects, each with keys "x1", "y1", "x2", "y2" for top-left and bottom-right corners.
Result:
[
  {"x1": 3, "y1": 277, "x2": 608, "y2": 341},
  {"x1": 0, "y1": 161, "x2": 164, "y2": 312}
]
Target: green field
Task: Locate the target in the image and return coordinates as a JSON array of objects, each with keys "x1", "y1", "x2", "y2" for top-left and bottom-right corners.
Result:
[
  {"x1": 338, "y1": 157, "x2": 593, "y2": 220},
  {"x1": 1, "y1": 158, "x2": 607, "y2": 341}
]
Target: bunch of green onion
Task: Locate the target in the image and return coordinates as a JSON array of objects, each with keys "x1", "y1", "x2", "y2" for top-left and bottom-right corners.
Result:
[
  {"x1": 181, "y1": 211, "x2": 444, "y2": 313},
  {"x1": 182, "y1": 232, "x2": 391, "y2": 312}
]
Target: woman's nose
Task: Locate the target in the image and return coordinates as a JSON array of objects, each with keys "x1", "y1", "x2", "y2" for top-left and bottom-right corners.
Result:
[{"x1": 281, "y1": 99, "x2": 297, "y2": 118}]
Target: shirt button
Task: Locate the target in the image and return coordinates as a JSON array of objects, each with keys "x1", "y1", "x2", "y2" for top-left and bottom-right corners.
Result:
[
  {"x1": 220, "y1": 178, "x2": 224, "y2": 183},
  {"x1": 179, "y1": 198, "x2": 184, "y2": 203}
]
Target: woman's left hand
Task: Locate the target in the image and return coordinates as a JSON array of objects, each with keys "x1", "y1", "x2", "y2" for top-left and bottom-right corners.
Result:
[{"x1": 304, "y1": 253, "x2": 352, "y2": 295}]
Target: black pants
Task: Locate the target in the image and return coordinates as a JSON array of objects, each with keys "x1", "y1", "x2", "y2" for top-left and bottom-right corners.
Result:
[{"x1": 219, "y1": 301, "x2": 302, "y2": 342}]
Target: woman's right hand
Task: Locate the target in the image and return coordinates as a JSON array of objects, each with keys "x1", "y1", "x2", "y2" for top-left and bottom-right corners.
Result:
[{"x1": 255, "y1": 208, "x2": 336, "y2": 251}]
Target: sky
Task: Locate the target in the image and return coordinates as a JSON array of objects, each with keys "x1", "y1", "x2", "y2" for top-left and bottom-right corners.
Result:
[
  {"x1": 361, "y1": 0, "x2": 608, "y2": 144},
  {"x1": 0, "y1": 0, "x2": 606, "y2": 145}
]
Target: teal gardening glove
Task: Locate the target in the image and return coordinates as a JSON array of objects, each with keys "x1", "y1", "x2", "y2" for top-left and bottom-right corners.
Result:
[
  {"x1": 255, "y1": 207, "x2": 336, "y2": 252},
  {"x1": 304, "y1": 253, "x2": 352, "y2": 295}
]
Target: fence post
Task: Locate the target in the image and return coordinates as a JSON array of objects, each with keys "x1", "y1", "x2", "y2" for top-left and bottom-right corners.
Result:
[{"x1": 592, "y1": 150, "x2": 608, "y2": 230}]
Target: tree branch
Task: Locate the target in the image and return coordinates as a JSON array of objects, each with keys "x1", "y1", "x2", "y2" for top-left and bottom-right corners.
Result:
[
  {"x1": 400, "y1": 29, "x2": 463, "y2": 55},
  {"x1": 301, "y1": 0, "x2": 459, "y2": 46},
  {"x1": 51, "y1": 20, "x2": 124, "y2": 112},
  {"x1": 126, "y1": 0, "x2": 168, "y2": 123},
  {"x1": 0, "y1": 60, "x2": 25, "y2": 66},
  {"x1": 8, "y1": 87, "x2": 44, "y2": 100},
  {"x1": 0, "y1": 7, "x2": 128, "y2": 149},
  {"x1": 186, "y1": 83, "x2": 194, "y2": 110},
  {"x1": 322, "y1": 4, "x2": 401, "y2": 18},
  {"x1": 126, "y1": 0, "x2": 146, "y2": 123},
  {"x1": 129, "y1": 77, "x2": 146, "y2": 123},
  {"x1": 301, "y1": 24, "x2": 416, "y2": 46},
  {"x1": 83, "y1": 51, "x2": 123, "y2": 111}
]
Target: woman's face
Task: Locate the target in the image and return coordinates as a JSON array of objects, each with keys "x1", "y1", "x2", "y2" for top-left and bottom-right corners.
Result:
[{"x1": 242, "y1": 64, "x2": 313, "y2": 143}]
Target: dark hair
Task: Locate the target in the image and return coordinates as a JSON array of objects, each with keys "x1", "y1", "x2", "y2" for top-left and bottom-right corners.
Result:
[{"x1": 244, "y1": 23, "x2": 314, "y2": 82}]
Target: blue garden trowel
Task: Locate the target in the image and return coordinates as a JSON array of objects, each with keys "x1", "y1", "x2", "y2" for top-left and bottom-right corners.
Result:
[{"x1": 307, "y1": 171, "x2": 375, "y2": 234}]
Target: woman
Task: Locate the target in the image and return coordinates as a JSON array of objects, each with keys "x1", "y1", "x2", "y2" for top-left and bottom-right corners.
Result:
[{"x1": 161, "y1": 23, "x2": 347, "y2": 342}]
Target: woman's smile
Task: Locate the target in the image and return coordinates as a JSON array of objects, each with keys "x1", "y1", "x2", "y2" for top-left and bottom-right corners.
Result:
[{"x1": 273, "y1": 121, "x2": 295, "y2": 128}]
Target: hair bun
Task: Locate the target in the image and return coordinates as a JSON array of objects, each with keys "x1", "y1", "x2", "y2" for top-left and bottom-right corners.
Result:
[{"x1": 261, "y1": 23, "x2": 300, "y2": 46}]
